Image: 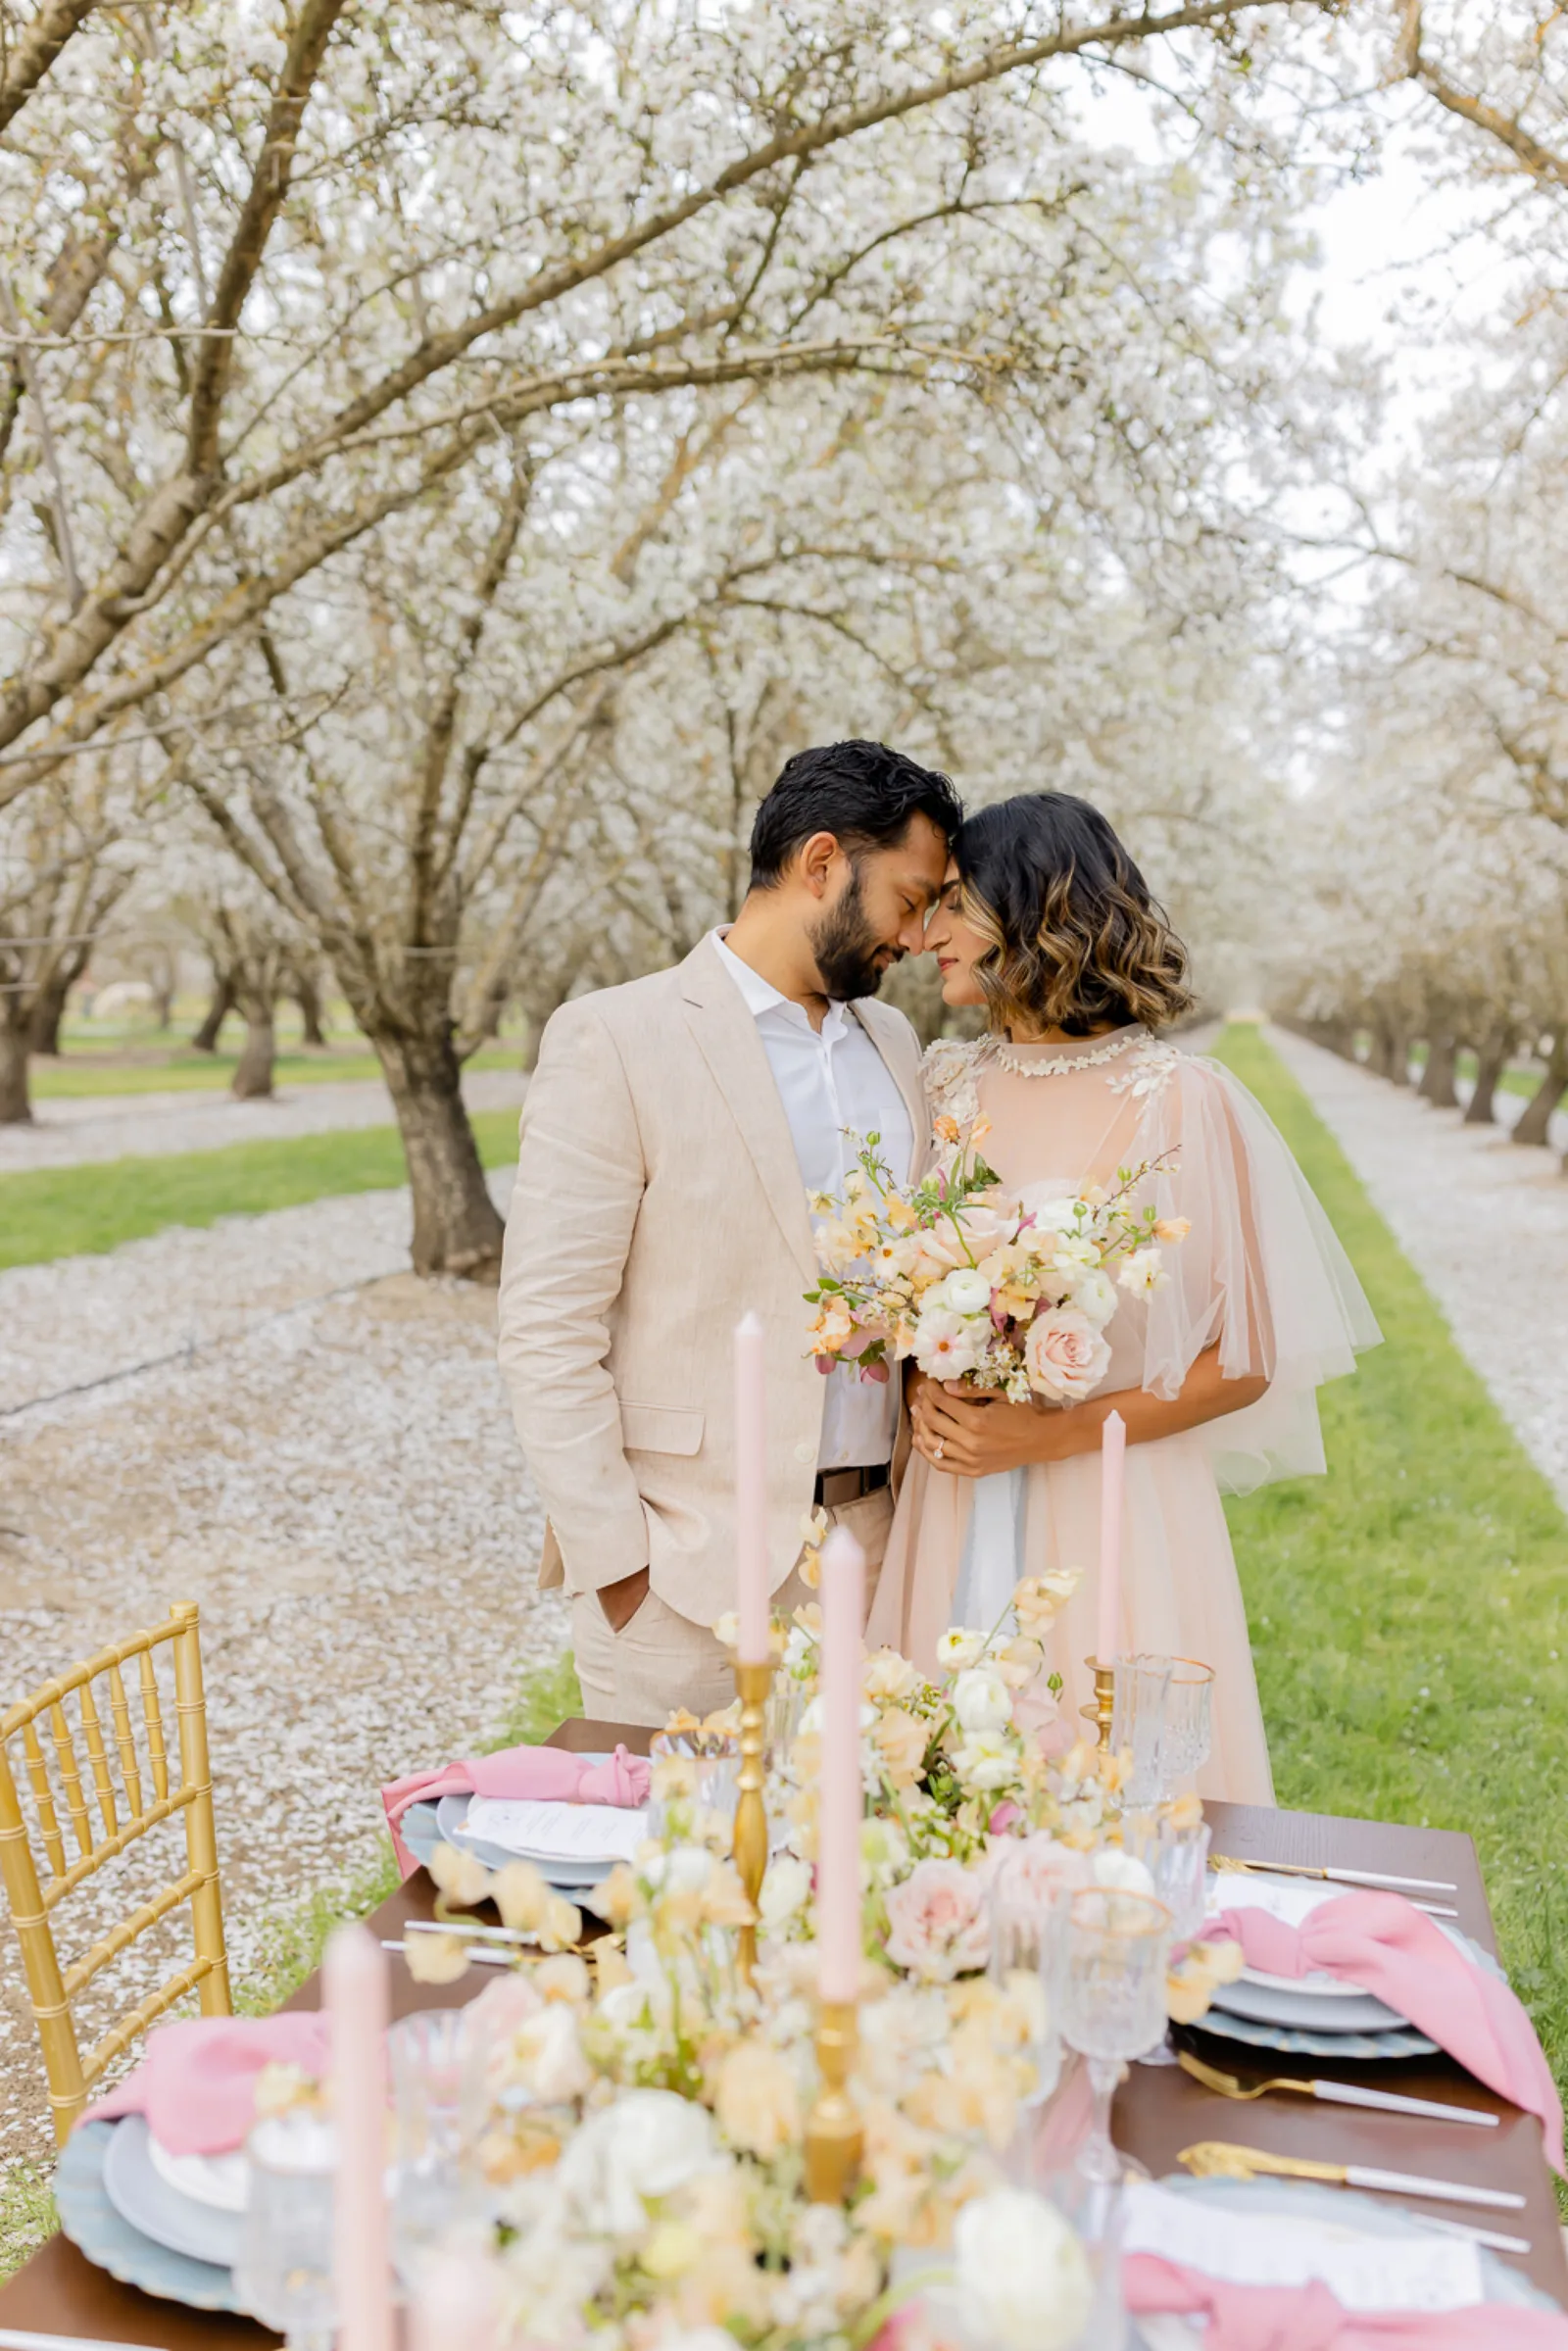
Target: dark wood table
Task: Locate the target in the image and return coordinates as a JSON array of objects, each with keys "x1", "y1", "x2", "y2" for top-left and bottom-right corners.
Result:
[{"x1": 3, "y1": 1721, "x2": 1562, "y2": 2343}]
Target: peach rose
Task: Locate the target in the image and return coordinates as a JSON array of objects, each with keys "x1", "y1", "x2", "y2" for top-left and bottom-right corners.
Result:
[
  {"x1": 713, "y1": 2038, "x2": 801, "y2": 2159},
  {"x1": 884, "y1": 1857, "x2": 992, "y2": 1981},
  {"x1": 1023, "y1": 1307, "x2": 1111, "y2": 1403},
  {"x1": 875, "y1": 1705, "x2": 928, "y2": 1788}
]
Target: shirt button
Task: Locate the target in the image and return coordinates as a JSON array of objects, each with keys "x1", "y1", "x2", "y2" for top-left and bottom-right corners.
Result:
[{"x1": 794, "y1": 1441, "x2": 815, "y2": 1464}]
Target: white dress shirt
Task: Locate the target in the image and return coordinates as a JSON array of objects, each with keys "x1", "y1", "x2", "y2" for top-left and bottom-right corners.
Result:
[{"x1": 711, "y1": 928, "x2": 913, "y2": 1469}]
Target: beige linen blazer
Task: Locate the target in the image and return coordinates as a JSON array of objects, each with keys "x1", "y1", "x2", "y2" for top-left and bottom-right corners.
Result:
[{"x1": 497, "y1": 933, "x2": 926, "y2": 1628}]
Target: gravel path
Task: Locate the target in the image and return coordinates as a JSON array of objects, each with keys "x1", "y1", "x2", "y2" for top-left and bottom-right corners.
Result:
[
  {"x1": 1268, "y1": 1026, "x2": 1568, "y2": 1513},
  {"x1": 0, "y1": 1065, "x2": 526, "y2": 1172},
  {"x1": 0, "y1": 1162, "x2": 568, "y2": 2173}
]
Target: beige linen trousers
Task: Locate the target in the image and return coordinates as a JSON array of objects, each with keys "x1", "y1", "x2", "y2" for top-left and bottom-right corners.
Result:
[{"x1": 497, "y1": 933, "x2": 924, "y2": 1728}]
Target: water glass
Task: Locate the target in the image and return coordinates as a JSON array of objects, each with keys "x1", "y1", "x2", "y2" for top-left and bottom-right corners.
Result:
[
  {"x1": 390, "y1": 2009, "x2": 474, "y2": 2288},
  {"x1": 232, "y1": 2110, "x2": 338, "y2": 2350},
  {"x1": 988, "y1": 1851, "x2": 1073, "y2": 2105},
  {"x1": 647, "y1": 1730, "x2": 740, "y2": 1840},
  {"x1": 1152, "y1": 1814, "x2": 1211, "y2": 1944},
  {"x1": 1061, "y1": 1888, "x2": 1172, "y2": 2186},
  {"x1": 1162, "y1": 1659, "x2": 1214, "y2": 1794},
  {"x1": 1110, "y1": 1654, "x2": 1172, "y2": 1807}
]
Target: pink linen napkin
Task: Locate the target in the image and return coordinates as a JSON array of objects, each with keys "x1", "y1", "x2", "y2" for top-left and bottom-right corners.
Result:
[
  {"x1": 381, "y1": 1740, "x2": 652, "y2": 1878},
  {"x1": 1213, "y1": 1888, "x2": 1564, "y2": 2175},
  {"x1": 1124, "y1": 2255, "x2": 1568, "y2": 2350},
  {"x1": 83, "y1": 2013, "x2": 331, "y2": 2155}
]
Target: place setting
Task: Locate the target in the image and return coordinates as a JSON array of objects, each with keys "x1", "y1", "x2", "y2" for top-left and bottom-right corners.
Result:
[{"x1": 10, "y1": 1346, "x2": 1557, "y2": 2351}]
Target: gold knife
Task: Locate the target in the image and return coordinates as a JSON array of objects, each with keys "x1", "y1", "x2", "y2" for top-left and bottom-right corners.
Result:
[{"x1": 1179, "y1": 2140, "x2": 1526, "y2": 2213}]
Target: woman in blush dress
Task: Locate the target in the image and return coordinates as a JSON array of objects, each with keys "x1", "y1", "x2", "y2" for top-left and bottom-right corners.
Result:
[{"x1": 866, "y1": 794, "x2": 1379, "y2": 1803}]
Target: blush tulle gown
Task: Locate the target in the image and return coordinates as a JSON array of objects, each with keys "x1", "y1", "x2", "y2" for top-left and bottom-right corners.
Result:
[{"x1": 865, "y1": 1026, "x2": 1380, "y2": 1804}]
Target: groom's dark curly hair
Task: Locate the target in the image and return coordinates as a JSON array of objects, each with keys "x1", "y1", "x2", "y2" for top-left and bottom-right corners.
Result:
[{"x1": 748, "y1": 740, "x2": 962, "y2": 888}]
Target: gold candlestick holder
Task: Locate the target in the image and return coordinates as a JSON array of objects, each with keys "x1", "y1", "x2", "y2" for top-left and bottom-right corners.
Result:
[
  {"x1": 731, "y1": 1656, "x2": 772, "y2": 1981},
  {"x1": 1079, "y1": 1655, "x2": 1115, "y2": 1751},
  {"x1": 804, "y1": 1997, "x2": 863, "y2": 2203}
]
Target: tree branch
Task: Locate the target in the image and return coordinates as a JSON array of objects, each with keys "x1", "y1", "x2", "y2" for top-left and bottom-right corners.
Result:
[{"x1": 0, "y1": 0, "x2": 98, "y2": 135}]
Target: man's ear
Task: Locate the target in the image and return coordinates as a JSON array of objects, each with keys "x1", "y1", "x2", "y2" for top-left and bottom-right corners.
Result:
[{"x1": 797, "y1": 829, "x2": 842, "y2": 900}]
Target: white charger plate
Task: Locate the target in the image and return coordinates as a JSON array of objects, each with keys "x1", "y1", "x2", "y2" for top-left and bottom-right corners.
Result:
[
  {"x1": 101, "y1": 2114, "x2": 244, "y2": 2269},
  {"x1": 436, "y1": 1791, "x2": 615, "y2": 1884},
  {"x1": 146, "y1": 2131, "x2": 249, "y2": 2214},
  {"x1": 1130, "y1": 2173, "x2": 1559, "y2": 2346},
  {"x1": 56, "y1": 2121, "x2": 245, "y2": 2313}
]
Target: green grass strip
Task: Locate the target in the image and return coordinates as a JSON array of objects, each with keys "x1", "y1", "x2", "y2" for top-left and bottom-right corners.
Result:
[
  {"x1": 30, "y1": 1042, "x2": 519, "y2": 1099},
  {"x1": 0, "y1": 1108, "x2": 520, "y2": 1270},
  {"x1": 1216, "y1": 1024, "x2": 1568, "y2": 2091}
]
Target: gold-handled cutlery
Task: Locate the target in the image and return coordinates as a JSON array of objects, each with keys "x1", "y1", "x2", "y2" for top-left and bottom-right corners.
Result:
[
  {"x1": 1212, "y1": 1854, "x2": 1459, "y2": 1905},
  {"x1": 1178, "y1": 2048, "x2": 1499, "y2": 2128},
  {"x1": 1179, "y1": 2139, "x2": 1526, "y2": 2214}
]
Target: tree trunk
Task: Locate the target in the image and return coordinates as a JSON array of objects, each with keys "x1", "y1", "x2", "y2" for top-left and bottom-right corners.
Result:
[
  {"x1": 27, "y1": 973, "x2": 69, "y2": 1055},
  {"x1": 1369, "y1": 1024, "x2": 1402, "y2": 1082},
  {"x1": 1418, "y1": 1034, "x2": 1460, "y2": 1108},
  {"x1": 1463, "y1": 1040, "x2": 1510, "y2": 1126},
  {"x1": 192, "y1": 975, "x2": 234, "y2": 1052},
  {"x1": 153, "y1": 979, "x2": 175, "y2": 1030},
  {"x1": 230, "y1": 1012, "x2": 276, "y2": 1099},
  {"x1": 375, "y1": 1028, "x2": 504, "y2": 1281},
  {"x1": 0, "y1": 1017, "x2": 31, "y2": 1123},
  {"x1": 294, "y1": 968, "x2": 326, "y2": 1047},
  {"x1": 1515, "y1": 1036, "x2": 1568, "y2": 1148}
]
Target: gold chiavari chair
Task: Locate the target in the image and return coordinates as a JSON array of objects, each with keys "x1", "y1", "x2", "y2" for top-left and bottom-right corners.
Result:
[{"x1": 0, "y1": 1600, "x2": 231, "y2": 2145}]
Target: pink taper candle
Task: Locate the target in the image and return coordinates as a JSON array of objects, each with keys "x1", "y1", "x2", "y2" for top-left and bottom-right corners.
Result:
[
  {"x1": 817, "y1": 1525, "x2": 866, "y2": 2003},
  {"x1": 325, "y1": 1924, "x2": 393, "y2": 2351},
  {"x1": 1098, "y1": 1409, "x2": 1126, "y2": 1665},
  {"x1": 735, "y1": 1311, "x2": 770, "y2": 1663}
]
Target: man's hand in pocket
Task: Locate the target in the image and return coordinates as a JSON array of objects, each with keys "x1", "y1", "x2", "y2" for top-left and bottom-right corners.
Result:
[{"x1": 598, "y1": 1567, "x2": 650, "y2": 1632}]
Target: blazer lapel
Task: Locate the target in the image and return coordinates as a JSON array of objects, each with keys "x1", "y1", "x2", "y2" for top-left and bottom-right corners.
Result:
[
  {"x1": 851, "y1": 996, "x2": 929, "y2": 1181},
  {"x1": 679, "y1": 938, "x2": 818, "y2": 1281}
]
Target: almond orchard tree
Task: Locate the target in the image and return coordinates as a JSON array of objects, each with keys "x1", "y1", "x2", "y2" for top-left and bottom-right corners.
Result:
[{"x1": 0, "y1": 0, "x2": 1349, "y2": 1257}]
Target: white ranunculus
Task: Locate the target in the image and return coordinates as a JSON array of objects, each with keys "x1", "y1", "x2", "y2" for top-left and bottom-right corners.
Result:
[
  {"x1": 952, "y1": 1666, "x2": 1012, "y2": 1734},
  {"x1": 952, "y1": 1729, "x2": 1016, "y2": 1790},
  {"x1": 954, "y1": 2188, "x2": 1095, "y2": 2351},
  {"x1": 759, "y1": 1854, "x2": 812, "y2": 1931},
  {"x1": 937, "y1": 1628, "x2": 986, "y2": 1670},
  {"x1": 937, "y1": 1265, "x2": 993, "y2": 1316},
  {"x1": 1068, "y1": 1265, "x2": 1117, "y2": 1324},
  {"x1": 557, "y1": 2090, "x2": 720, "y2": 2237},
  {"x1": 1092, "y1": 1847, "x2": 1156, "y2": 1897},
  {"x1": 1017, "y1": 1188, "x2": 1086, "y2": 1234},
  {"x1": 514, "y1": 2002, "x2": 594, "y2": 2104}
]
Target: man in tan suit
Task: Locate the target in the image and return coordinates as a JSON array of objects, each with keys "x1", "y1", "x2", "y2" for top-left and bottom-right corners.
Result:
[{"x1": 498, "y1": 740, "x2": 959, "y2": 1726}]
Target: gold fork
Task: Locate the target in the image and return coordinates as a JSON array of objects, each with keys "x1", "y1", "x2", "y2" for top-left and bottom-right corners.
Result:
[{"x1": 1178, "y1": 2047, "x2": 1497, "y2": 2128}]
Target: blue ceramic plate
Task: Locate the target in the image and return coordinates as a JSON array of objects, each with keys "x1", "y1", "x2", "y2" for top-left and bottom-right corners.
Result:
[
  {"x1": 1191, "y1": 2006, "x2": 1440, "y2": 2060},
  {"x1": 56, "y1": 2121, "x2": 246, "y2": 2314},
  {"x1": 1130, "y1": 2173, "x2": 1558, "y2": 2346}
]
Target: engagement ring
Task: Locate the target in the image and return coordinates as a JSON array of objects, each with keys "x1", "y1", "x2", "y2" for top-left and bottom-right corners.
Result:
[{"x1": 934, "y1": 1440, "x2": 946, "y2": 1459}]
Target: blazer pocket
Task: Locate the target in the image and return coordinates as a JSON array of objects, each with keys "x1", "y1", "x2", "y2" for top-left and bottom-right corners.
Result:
[{"x1": 620, "y1": 1401, "x2": 705, "y2": 1456}]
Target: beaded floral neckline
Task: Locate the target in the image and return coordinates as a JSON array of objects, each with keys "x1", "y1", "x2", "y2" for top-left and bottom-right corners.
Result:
[{"x1": 990, "y1": 1027, "x2": 1144, "y2": 1079}]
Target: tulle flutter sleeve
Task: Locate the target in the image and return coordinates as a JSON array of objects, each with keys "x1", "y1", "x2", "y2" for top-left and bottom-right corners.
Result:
[{"x1": 1127, "y1": 1053, "x2": 1380, "y2": 1493}]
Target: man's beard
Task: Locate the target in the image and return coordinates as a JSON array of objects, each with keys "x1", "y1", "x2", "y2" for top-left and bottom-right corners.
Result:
[{"x1": 809, "y1": 869, "x2": 897, "y2": 1002}]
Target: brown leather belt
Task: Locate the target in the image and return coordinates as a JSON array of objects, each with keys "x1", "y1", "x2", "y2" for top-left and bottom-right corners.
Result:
[{"x1": 812, "y1": 1462, "x2": 891, "y2": 1508}]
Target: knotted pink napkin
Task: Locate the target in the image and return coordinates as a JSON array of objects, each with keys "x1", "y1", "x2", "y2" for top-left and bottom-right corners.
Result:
[
  {"x1": 381, "y1": 1740, "x2": 651, "y2": 1878},
  {"x1": 1124, "y1": 2256, "x2": 1568, "y2": 2349},
  {"x1": 1214, "y1": 1888, "x2": 1564, "y2": 2174},
  {"x1": 84, "y1": 2013, "x2": 331, "y2": 2155}
]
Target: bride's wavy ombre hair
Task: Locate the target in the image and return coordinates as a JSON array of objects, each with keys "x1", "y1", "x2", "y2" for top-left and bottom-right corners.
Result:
[{"x1": 955, "y1": 793, "x2": 1194, "y2": 1037}]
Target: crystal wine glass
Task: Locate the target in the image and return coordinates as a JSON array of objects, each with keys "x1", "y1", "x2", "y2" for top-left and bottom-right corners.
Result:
[
  {"x1": 988, "y1": 1850, "x2": 1074, "y2": 2106},
  {"x1": 1134, "y1": 1812, "x2": 1211, "y2": 2066},
  {"x1": 232, "y1": 2110, "x2": 338, "y2": 2351},
  {"x1": 1061, "y1": 1887, "x2": 1172, "y2": 2186},
  {"x1": 1161, "y1": 1658, "x2": 1214, "y2": 1796},
  {"x1": 389, "y1": 2008, "x2": 475, "y2": 2289},
  {"x1": 1109, "y1": 1654, "x2": 1173, "y2": 1809}
]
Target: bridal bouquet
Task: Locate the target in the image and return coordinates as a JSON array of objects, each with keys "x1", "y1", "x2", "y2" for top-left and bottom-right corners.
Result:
[{"x1": 804, "y1": 1118, "x2": 1183, "y2": 1406}]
